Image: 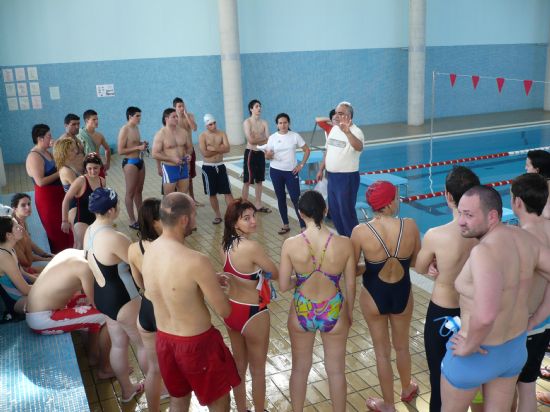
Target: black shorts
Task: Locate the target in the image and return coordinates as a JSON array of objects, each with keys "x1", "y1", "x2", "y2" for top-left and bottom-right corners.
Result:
[
  {"x1": 201, "y1": 164, "x2": 231, "y2": 196},
  {"x1": 518, "y1": 328, "x2": 550, "y2": 382},
  {"x1": 243, "y1": 149, "x2": 265, "y2": 184}
]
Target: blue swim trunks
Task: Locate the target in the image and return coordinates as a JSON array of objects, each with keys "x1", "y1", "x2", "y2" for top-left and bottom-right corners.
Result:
[
  {"x1": 441, "y1": 332, "x2": 527, "y2": 390},
  {"x1": 122, "y1": 157, "x2": 144, "y2": 170},
  {"x1": 162, "y1": 161, "x2": 189, "y2": 184}
]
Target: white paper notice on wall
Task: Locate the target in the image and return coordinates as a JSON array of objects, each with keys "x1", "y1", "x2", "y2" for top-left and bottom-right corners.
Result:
[
  {"x1": 7, "y1": 97, "x2": 18, "y2": 111},
  {"x1": 2, "y1": 69, "x2": 14, "y2": 83},
  {"x1": 18, "y1": 96, "x2": 30, "y2": 110},
  {"x1": 15, "y1": 67, "x2": 26, "y2": 82},
  {"x1": 27, "y1": 67, "x2": 38, "y2": 81},
  {"x1": 49, "y1": 86, "x2": 60, "y2": 100},
  {"x1": 17, "y1": 82, "x2": 28, "y2": 97},
  {"x1": 96, "y1": 84, "x2": 115, "y2": 97},
  {"x1": 29, "y1": 82, "x2": 40, "y2": 96},
  {"x1": 5, "y1": 83, "x2": 16, "y2": 97},
  {"x1": 31, "y1": 95, "x2": 42, "y2": 110}
]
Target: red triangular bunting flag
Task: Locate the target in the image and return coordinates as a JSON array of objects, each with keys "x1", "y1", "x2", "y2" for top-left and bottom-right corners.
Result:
[
  {"x1": 496, "y1": 77, "x2": 505, "y2": 93},
  {"x1": 524, "y1": 80, "x2": 533, "y2": 96},
  {"x1": 450, "y1": 73, "x2": 457, "y2": 87},
  {"x1": 472, "y1": 75, "x2": 480, "y2": 90}
]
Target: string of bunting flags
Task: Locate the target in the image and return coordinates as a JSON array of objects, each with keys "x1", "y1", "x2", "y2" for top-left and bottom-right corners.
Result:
[{"x1": 438, "y1": 72, "x2": 548, "y2": 96}]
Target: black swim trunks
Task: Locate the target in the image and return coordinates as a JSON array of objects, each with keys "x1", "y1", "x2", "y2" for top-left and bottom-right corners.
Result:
[{"x1": 243, "y1": 149, "x2": 265, "y2": 184}]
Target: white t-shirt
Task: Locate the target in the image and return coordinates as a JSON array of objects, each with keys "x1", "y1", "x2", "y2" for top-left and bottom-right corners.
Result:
[
  {"x1": 258, "y1": 131, "x2": 306, "y2": 171},
  {"x1": 325, "y1": 124, "x2": 364, "y2": 173}
]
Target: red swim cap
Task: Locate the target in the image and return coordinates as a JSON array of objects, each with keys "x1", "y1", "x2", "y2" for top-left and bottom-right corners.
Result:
[{"x1": 366, "y1": 181, "x2": 397, "y2": 211}]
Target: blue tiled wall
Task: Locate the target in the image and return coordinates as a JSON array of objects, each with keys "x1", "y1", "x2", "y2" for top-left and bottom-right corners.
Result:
[
  {"x1": 1, "y1": 43, "x2": 547, "y2": 163},
  {"x1": 0, "y1": 56, "x2": 224, "y2": 164},
  {"x1": 426, "y1": 44, "x2": 546, "y2": 118}
]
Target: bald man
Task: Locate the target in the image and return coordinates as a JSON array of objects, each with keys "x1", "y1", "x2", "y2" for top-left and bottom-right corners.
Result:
[{"x1": 142, "y1": 193, "x2": 239, "y2": 411}]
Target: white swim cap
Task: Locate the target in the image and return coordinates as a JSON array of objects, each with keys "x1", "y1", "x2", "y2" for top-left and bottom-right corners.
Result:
[{"x1": 203, "y1": 114, "x2": 216, "y2": 126}]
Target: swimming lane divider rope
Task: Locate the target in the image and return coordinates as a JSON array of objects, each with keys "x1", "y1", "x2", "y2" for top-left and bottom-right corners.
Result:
[
  {"x1": 360, "y1": 145, "x2": 550, "y2": 175},
  {"x1": 401, "y1": 179, "x2": 512, "y2": 203},
  {"x1": 299, "y1": 145, "x2": 550, "y2": 187}
]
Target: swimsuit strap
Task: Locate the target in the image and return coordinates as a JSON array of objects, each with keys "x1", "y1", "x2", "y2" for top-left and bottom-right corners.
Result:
[
  {"x1": 300, "y1": 232, "x2": 318, "y2": 271},
  {"x1": 393, "y1": 218, "x2": 405, "y2": 257},
  {"x1": 138, "y1": 240, "x2": 145, "y2": 255},
  {"x1": 31, "y1": 150, "x2": 50, "y2": 162},
  {"x1": 0, "y1": 247, "x2": 12, "y2": 255},
  {"x1": 86, "y1": 225, "x2": 113, "y2": 254},
  {"x1": 84, "y1": 175, "x2": 91, "y2": 191},
  {"x1": 364, "y1": 220, "x2": 392, "y2": 258},
  {"x1": 299, "y1": 232, "x2": 338, "y2": 283},
  {"x1": 319, "y1": 232, "x2": 334, "y2": 269},
  {"x1": 67, "y1": 165, "x2": 81, "y2": 177}
]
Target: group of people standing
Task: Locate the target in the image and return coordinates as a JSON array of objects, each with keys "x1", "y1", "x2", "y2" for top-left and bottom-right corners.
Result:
[{"x1": 4, "y1": 95, "x2": 550, "y2": 412}]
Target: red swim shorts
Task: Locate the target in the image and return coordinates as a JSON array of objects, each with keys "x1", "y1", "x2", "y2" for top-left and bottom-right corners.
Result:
[{"x1": 156, "y1": 326, "x2": 240, "y2": 405}]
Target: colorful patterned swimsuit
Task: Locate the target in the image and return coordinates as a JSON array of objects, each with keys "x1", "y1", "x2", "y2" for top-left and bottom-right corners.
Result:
[{"x1": 293, "y1": 232, "x2": 343, "y2": 332}]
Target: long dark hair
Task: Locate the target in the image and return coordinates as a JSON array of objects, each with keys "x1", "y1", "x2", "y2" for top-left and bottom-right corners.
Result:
[
  {"x1": 222, "y1": 198, "x2": 257, "y2": 252},
  {"x1": 0, "y1": 216, "x2": 15, "y2": 243},
  {"x1": 138, "y1": 198, "x2": 161, "y2": 241},
  {"x1": 298, "y1": 190, "x2": 326, "y2": 229}
]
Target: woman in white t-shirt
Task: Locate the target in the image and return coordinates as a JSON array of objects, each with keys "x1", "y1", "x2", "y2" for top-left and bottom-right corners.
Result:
[{"x1": 260, "y1": 113, "x2": 310, "y2": 234}]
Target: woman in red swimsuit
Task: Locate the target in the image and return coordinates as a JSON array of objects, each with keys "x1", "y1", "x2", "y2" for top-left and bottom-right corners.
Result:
[
  {"x1": 220, "y1": 199, "x2": 278, "y2": 412},
  {"x1": 25, "y1": 124, "x2": 73, "y2": 252}
]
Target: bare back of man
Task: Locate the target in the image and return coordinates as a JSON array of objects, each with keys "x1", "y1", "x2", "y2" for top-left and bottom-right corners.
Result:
[
  {"x1": 420, "y1": 221, "x2": 478, "y2": 307},
  {"x1": 144, "y1": 239, "x2": 221, "y2": 336},
  {"x1": 27, "y1": 249, "x2": 94, "y2": 312},
  {"x1": 142, "y1": 193, "x2": 239, "y2": 411},
  {"x1": 25, "y1": 248, "x2": 110, "y2": 376}
]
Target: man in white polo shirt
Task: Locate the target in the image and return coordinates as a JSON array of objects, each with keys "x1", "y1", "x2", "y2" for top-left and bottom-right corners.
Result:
[{"x1": 317, "y1": 101, "x2": 364, "y2": 236}]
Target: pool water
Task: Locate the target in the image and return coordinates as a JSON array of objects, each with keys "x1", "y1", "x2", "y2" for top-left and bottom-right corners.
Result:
[
  {"x1": 357, "y1": 125, "x2": 550, "y2": 233},
  {"x1": 231, "y1": 124, "x2": 550, "y2": 235}
]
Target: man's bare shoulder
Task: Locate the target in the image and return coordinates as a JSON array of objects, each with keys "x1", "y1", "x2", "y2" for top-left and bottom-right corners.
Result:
[
  {"x1": 93, "y1": 130, "x2": 105, "y2": 140},
  {"x1": 118, "y1": 124, "x2": 131, "y2": 138},
  {"x1": 469, "y1": 242, "x2": 493, "y2": 264},
  {"x1": 424, "y1": 221, "x2": 456, "y2": 240},
  {"x1": 153, "y1": 127, "x2": 166, "y2": 141},
  {"x1": 522, "y1": 220, "x2": 550, "y2": 246}
]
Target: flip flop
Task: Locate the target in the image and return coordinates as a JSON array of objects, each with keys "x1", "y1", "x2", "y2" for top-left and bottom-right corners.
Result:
[
  {"x1": 401, "y1": 382, "x2": 419, "y2": 402},
  {"x1": 121, "y1": 382, "x2": 144, "y2": 403},
  {"x1": 537, "y1": 391, "x2": 550, "y2": 406},
  {"x1": 257, "y1": 207, "x2": 272, "y2": 214},
  {"x1": 277, "y1": 227, "x2": 291, "y2": 235},
  {"x1": 540, "y1": 365, "x2": 550, "y2": 380},
  {"x1": 212, "y1": 217, "x2": 223, "y2": 225}
]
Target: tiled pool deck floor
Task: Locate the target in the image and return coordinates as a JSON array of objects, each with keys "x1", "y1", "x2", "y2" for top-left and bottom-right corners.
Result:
[{"x1": 3, "y1": 109, "x2": 550, "y2": 411}]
